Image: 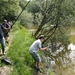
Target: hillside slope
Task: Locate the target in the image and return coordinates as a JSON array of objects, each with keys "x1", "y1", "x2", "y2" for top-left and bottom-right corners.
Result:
[
  {"x1": 7, "y1": 24, "x2": 35, "y2": 75},
  {"x1": 0, "y1": 22, "x2": 53, "y2": 75}
]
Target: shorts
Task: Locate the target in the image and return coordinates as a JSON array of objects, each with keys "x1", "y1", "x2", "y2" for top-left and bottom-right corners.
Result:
[{"x1": 30, "y1": 52, "x2": 41, "y2": 62}]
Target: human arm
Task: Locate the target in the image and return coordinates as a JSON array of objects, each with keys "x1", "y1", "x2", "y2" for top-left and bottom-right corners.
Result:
[
  {"x1": 1, "y1": 24, "x2": 10, "y2": 30},
  {"x1": 38, "y1": 40, "x2": 48, "y2": 51},
  {"x1": 39, "y1": 47, "x2": 48, "y2": 51},
  {"x1": 4, "y1": 27, "x2": 10, "y2": 30}
]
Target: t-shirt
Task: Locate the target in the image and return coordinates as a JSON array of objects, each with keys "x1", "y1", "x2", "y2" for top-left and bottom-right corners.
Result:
[
  {"x1": 29, "y1": 39, "x2": 42, "y2": 53},
  {"x1": 0, "y1": 24, "x2": 4, "y2": 38},
  {"x1": 2, "y1": 23, "x2": 10, "y2": 34}
]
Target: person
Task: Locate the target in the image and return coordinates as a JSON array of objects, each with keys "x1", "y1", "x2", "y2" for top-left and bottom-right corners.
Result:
[
  {"x1": 8, "y1": 20, "x2": 13, "y2": 29},
  {"x1": 29, "y1": 35, "x2": 48, "y2": 73},
  {"x1": 0, "y1": 24, "x2": 10, "y2": 55},
  {"x1": 2, "y1": 19, "x2": 10, "y2": 44}
]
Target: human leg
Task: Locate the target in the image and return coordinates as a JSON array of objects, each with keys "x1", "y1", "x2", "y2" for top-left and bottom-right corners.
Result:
[
  {"x1": 0, "y1": 38, "x2": 5, "y2": 54},
  {"x1": 30, "y1": 52, "x2": 43, "y2": 72},
  {"x1": 34, "y1": 53, "x2": 43, "y2": 73},
  {"x1": 34, "y1": 60, "x2": 37, "y2": 67},
  {"x1": 37, "y1": 62, "x2": 40, "y2": 68},
  {"x1": 5, "y1": 37, "x2": 9, "y2": 44},
  {"x1": 4, "y1": 33, "x2": 9, "y2": 44}
]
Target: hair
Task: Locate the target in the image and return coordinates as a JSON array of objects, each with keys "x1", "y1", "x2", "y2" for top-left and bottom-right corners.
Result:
[
  {"x1": 38, "y1": 35, "x2": 44, "y2": 39},
  {"x1": 4, "y1": 19, "x2": 7, "y2": 22}
]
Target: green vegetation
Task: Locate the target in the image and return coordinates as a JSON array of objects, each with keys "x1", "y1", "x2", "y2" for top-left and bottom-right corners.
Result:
[
  {"x1": 7, "y1": 22, "x2": 35, "y2": 75},
  {"x1": 6, "y1": 22, "x2": 54, "y2": 75},
  {"x1": 0, "y1": 0, "x2": 75, "y2": 75},
  {"x1": 69, "y1": 25, "x2": 75, "y2": 44},
  {"x1": 70, "y1": 35, "x2": 75, "y2": 43},
  {"x1": 0, "y1": 0, "x2": 21, "y2": 21}
]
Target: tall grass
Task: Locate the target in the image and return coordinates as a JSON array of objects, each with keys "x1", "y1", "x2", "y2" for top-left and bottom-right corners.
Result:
[{"x1": 7, "y1": 22, "x2": 35, "y2": 75}]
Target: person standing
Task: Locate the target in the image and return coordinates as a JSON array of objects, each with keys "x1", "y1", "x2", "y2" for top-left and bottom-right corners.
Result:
[
  {"x1": 0, "y1": 24, "x2": 10, "y2": 55},
  {"x1": 8, "y1": 20, "x2": 13, "y2": 29},
  {"x1": 29, "y1": 35, "x2": 47, "y2": 73},
  {"x1": 2, "y1": 19, "x2": 10, "y2": 44}
]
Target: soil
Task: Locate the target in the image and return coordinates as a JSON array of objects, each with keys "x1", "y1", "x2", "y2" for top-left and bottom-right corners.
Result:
[{"x1": 0, "y1": 66, "x2": 12, "y2": 75}]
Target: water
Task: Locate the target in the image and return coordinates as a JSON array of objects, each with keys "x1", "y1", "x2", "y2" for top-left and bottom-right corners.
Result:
[
  {"x1": 43, "y1": 43, "x2": 75, "y2": 75},
  {"x1": 41, "y1": 26, "x2": 75, "y2": 75},
  {"x1": 30, "y1": 26, "x2": 75, "y2": 75}
]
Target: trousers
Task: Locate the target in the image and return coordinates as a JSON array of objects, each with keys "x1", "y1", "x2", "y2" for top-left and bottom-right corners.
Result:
[{"x1": 0, "y1": 37, "x2": 5, "y2": 54}]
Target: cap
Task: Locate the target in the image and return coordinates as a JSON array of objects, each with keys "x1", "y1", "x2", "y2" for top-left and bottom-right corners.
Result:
[
  {"x1": 4, "y1": 19, "x2": 7, "y2": 22},
  {"x1": 38, "y1": 35, "x2": 44, "y2": 39}
]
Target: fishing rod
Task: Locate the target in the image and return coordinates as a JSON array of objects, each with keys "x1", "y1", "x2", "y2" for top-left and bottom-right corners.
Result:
[{"x1": 12, "y1": 0, "x2": 31, "y2": 26}]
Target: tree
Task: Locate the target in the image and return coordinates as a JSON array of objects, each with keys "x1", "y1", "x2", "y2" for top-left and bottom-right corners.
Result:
[
  {"x1": 27, "y1": 0, "x2": 42, "y2": 25},
  {"x1": 0, "y1": 0, "x2": 21, "y2": 21},
  {"x1": 19, "y1": 10, "x2": 33, "y2": 28},
  {"x1": 34, "y1": 0, "x2": 75, "y2": 45},
  {"x1": 19, "y1": 0, "x2": 27, "y2": 9}
]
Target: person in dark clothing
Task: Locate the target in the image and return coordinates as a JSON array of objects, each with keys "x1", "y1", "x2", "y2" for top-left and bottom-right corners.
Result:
[
  {"x1": 2, "y1": 20, "x2": 10, "y2": 44},
  {"x1": 0, "y1": 24, "x2": 10, "y2": 55}
]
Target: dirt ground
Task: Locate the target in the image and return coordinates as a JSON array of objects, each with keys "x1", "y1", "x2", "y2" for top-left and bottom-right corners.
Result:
[{"x1": 0, "y1": 66, "x2": 12, "y2": 75}]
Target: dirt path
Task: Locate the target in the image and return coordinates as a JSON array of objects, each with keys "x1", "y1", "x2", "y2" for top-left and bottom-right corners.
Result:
[{"x1": 0, "y1": 66, "x2": 13, "y2": 75}]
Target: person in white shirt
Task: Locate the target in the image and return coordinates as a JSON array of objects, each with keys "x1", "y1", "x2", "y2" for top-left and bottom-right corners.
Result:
[{"x1": 29, "y1": 35, "x2": 47, "y2": 73}]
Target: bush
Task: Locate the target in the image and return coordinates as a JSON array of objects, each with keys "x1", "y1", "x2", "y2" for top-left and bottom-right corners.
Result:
[{"x1": 19, "y1": 11, "x2": 33, "y2": 29}]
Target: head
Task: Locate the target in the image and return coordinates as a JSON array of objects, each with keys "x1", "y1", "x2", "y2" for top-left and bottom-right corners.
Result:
[
  {"x1": 38, "y1": 35, "x2": 45, "y2": 42},
  {"x1": 4, "y1": 19, "x2": 7, "y2": 24}
]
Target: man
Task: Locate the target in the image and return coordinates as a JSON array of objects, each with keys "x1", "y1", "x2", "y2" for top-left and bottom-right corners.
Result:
[
  {"x1": 0, "y1": 24, "x2": 10, "y2": 55},
  {"x1": 8, "y1": 20, "x2": 13, "y2": 29},
  {"x1": 2, "y1": 20, "x2": 10, "y2": 44},
  {"x1": 29, "y1": 35, "x2": 47, "y2": 73}
]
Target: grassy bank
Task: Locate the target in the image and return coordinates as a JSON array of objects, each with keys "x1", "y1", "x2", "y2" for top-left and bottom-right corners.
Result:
[
  {"x1": 5, "y1": 22, "x2": 54, "y2": 75},
  {"x1": 7, "y1": 22, "x2": 35, "y2": 75}
]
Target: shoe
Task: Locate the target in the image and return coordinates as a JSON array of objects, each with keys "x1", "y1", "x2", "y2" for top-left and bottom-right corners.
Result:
[
  {"x1": 36, "y1": 68, "x2": 43, "y2": 73},
  {"x1": 2, "y1": 53, "x2": 5, "y2": 55},
  {"x1": 34, "y1": 66, "x2": 37, "y2": 69}
]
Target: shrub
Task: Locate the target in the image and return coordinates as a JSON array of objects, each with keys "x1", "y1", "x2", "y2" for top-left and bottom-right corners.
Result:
[{"x1": 19, "y1": 11, "x2": 33, "y2": 29}]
